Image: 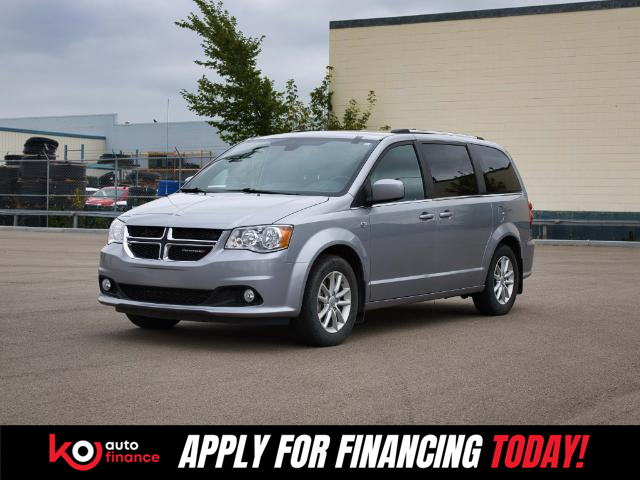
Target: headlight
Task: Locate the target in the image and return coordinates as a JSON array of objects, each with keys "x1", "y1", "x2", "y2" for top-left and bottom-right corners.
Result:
[
  {"x1": 225, "y1": 225, "x2": 293, "y2": 253},
  {"x1": 108, "y1": 218, "x2": 125, "y2": 244}
]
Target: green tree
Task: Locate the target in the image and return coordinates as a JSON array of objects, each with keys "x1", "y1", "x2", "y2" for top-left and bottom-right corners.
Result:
[
  {"x1": 307, "y1": 66, "x2": 384, "y2": 131},
  {"x1": 177, "y1": 0, "x2": 384, "y2": 144},
  {"x1": 176, "y1": 0, "x2": 283, "y2": 144}
]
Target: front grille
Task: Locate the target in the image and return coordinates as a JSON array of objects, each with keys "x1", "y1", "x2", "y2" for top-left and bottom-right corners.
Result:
[
  {"x1": 171, "y1": 227, "x2": 222, "y2": 242},
  {"x1": 119, "y1": 284, "x2": 212, "y2": 305},
  {"x1": 167, "y1": 244, "x2": 213, "y2": 261},
  {"x1": 127, "y1": 226, "x2": 165, "y2": 238},
  {"x1": 124, "y1": 225, "x2": 219, "y2": 262},
  {"x1": 128, "y1": 242, "x2": 160, "y2": 259}
]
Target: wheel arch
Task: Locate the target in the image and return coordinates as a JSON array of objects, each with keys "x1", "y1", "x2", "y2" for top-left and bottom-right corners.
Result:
[
  {"x1": 316, "y1": 244, "x2": 366, "y2": 316},
  {"x1": 495, "y1": 234, "x2": 524, "y2": 294}
]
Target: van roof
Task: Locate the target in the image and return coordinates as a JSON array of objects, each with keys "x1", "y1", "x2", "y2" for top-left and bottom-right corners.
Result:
[{"x1": 256, "y1": 130, "x2": 503, "y2": 149}]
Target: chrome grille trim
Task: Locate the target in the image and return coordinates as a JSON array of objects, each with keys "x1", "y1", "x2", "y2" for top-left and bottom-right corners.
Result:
[{"x1": 124, "y1": 226, "x2": 219, "y2": 262}]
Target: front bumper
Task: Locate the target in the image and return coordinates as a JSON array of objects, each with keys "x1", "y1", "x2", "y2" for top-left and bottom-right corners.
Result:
[{"x1": 98, "y1": 242, "x2": 308, "y2": 320}]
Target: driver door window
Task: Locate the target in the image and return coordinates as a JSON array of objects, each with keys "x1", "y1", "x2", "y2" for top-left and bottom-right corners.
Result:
[{"x1": 370, "y1": 144, "x2": 425, "y2": 201}]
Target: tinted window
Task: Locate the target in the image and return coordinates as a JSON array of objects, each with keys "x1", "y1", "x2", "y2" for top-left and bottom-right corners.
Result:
[
  {"x1": 370, "y1": 144, "x2": 424, "y2": 201},
  {"x1": 420, "y1": 144, "x2": 478, "y2": 198},
  {"x1": 469, "y1": 144, "x2": 522, "y2": 194}
]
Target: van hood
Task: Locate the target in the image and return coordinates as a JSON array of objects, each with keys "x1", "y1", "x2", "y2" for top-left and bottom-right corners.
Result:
[{"x1": 120, "y1": 192, "x2": 328, "y2": 229}]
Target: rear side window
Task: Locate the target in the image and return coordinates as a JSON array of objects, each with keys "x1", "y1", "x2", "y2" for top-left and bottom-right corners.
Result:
[
  {"x1": 370, "y1": 144, "x2": 424, "y2": 201},
  {"x1": 420, "y1": 143, "x2": 478, "y2": 198},
  {"x1": 469, "y1": 144, "x2": 522, "y2": 194}
]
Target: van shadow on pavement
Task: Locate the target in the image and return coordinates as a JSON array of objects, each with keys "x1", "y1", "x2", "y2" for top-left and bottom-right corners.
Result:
[{"x1": 98, "y1": 300, "x2": 486, "y2": 351}]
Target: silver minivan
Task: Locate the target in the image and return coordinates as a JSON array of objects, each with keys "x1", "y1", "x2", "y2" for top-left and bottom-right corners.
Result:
[{"x1": 99, "y1": 130, "x2": 534, "y2": 346}]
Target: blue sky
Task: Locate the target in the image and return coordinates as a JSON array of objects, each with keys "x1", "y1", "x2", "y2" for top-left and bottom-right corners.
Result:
[{"x1": 0, "y1": 0, "x2": 589, "y2": 123}]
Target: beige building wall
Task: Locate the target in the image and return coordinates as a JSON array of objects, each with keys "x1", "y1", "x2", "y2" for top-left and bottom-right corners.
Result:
[
  {"x1": 1, "y1": 130, "x2": 106, "y2": 161},
  {"x1": 329, "y1": 6, "x2": 640, "y2": 212}
]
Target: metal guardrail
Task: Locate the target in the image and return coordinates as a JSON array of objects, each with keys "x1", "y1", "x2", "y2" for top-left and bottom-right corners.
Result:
[
  {"x1": 533, "y1": 218, "x2": 640, "y2": 240},
  {"x1": 1, "y1": 209, "x2": 639, "y2": 233},
  {"x1": 533, "y1": 219, "x2": 640, "y2": 227},
  {"x1": 0, "y1": 208, "x2": 120, "y2": 228}
]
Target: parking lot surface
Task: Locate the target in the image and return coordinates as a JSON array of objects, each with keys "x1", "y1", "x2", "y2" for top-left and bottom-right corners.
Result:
[{"x1": 1, "y1": 229, "x2": 638, "y2": 424}]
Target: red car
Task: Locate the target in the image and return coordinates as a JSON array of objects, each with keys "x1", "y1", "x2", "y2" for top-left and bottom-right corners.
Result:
[{"x1": 85, "y1": 186, "x2": 129, "y2": 210}]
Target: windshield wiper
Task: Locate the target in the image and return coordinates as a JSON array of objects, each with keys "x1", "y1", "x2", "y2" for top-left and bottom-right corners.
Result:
[
  {"x1": 180, "y1": 187, "x2": 209, "y2": 194},
  {"x1": 237, "y1": 188, "x2": 299, "y2": 195}
]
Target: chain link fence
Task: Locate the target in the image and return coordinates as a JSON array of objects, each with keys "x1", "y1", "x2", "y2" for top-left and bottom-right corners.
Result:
[{"x1": 1, "y1": 144, "x2": 215, "y2": 228}]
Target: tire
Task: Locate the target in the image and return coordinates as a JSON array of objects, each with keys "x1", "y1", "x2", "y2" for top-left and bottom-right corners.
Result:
[
  {"x1": 98, "y1": 172, "x2": 115, "y2": 187},
  {"x1": 23, "y1": 137, "x2": 58, "y2": 156},
  {"x1": 19, "y1": 157, "x2": 49, "y2": 178},
  {"x1": 4, "y1": 154, "x2": 23, "y2": 166},
  {"x1": 0, "y1": 179, "x2": 17, "y2": 195},
  {"x1": 50, "y1": 162, "x2": 86, "y2": 181},
  {"x1": 51, "y1": 180, "x2": 87, "y2": 196},
  {"x1": 0, "y1": 166, "x2": 19, "y2": 180},
  {"x1": 24, "y1": 137, "x2": 59, "y2": 147},
  {"x1": 472, "y1": 245, "x2": 520, "y2": 315},
  {"x1": 23, "y1": 146, "x2": 57, "y2": 157},
  {"x1": 126, "y1": 314, "x2": 179, "y2": 330},
  {"x1": 18, "y1": 179, "x2": 47, "y2": 195},
  {"x1": 293, "y1": 255, "x2": 359, "y2": 347}
]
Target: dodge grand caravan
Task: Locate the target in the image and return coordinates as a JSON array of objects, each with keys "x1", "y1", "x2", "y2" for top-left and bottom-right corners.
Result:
[{"x1": 99, "y1": 129, "x2": 534, "y2": 346}]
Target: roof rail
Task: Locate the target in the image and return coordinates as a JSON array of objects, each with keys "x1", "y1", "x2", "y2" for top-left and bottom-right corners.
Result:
[{"x1": 390, "y1": 128, "x2": 484, "y2": 140}]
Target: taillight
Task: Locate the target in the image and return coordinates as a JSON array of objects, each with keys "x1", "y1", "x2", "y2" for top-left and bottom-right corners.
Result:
[{"x1": 528, "y1": 201, "x2": 534, "y2": 228}]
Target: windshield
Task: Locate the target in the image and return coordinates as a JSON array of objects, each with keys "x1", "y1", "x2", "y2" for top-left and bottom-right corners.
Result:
[
  {"x1": 94, "y1": 188, "x2": 125, "y2": 198},
  {"x1": 183, "y1": 137, "x2": 378, "y2": 195}
]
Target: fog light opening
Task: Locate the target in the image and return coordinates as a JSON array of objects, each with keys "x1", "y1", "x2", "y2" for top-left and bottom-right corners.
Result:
[
  {"x1": 101, "y1": 278, "x2": 112, "y2": 292},
  {"x1": 243, "y1": 288, "x2": 256, "y2": 304}
]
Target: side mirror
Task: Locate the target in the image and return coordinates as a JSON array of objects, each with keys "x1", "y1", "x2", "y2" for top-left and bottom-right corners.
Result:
[
  {"x1": 183, "y1": 176, "x2": 194, "y2": 183},
  {"x1": 371, "y1": 179, "x2": 404, "y2": 204}
]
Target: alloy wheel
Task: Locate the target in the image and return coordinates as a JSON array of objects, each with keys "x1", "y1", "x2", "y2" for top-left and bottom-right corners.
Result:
[
  {"x1": 317, "y1": 271, "x2": 352, "y2": 333},
  {"x1": 493, "y1": 256, "x2": 515, "y2": 305}
]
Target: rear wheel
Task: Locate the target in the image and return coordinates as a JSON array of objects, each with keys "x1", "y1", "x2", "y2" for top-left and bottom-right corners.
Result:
[
  {"x1": 472, "y1": 245, "x2": 519, "y2": 315},
  {"x1": 293, "y1": 255, "x2": 359, "y2": 347},
  {"x1": 126, "y1": 314, "x2": 179, "y2": 330}
]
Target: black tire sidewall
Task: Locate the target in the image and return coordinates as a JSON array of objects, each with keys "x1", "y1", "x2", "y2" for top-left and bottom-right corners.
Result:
[
  {"x1": 295, "y1": 255, "x2": 359, "y2": 346},
  {"x1": 484, "y1": 245, "x2": 519, "y2": 314}
]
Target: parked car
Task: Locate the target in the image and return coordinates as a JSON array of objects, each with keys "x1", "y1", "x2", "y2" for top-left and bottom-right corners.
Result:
[
  {"x1": 85, "y1": 186, "x2": 129, "y2": 210},
  {"x1": 98, "y1": 130, "x2": 534, "y2": 346}
]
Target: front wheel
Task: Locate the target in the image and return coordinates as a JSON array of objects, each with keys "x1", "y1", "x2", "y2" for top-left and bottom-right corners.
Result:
[
  {"x1": 472, "y1": 245, "x2": 519, "y2": 315},
  {"x1": 293, "y1": 255, "x2": 359, "y2": 347},
  {"x1": 126, "y1": 314, "x2": 180, "y2": 330}
]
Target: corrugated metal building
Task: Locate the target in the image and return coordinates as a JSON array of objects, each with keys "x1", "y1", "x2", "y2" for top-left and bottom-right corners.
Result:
[
  {"x1": 0, "y1": 127, "x2": 106, "y2": 161},
  {"x1": 329, "y1": 1, "x2": 640, "y2": 228},
  {"x1": 0, "y1": 113, "x2": 228, "y2": 164}
]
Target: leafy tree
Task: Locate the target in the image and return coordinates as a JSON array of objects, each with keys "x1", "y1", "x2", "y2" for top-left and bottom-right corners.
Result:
[
  {"x1": 177, "y1": 1, "x2": 384, "y2": 144},
  {"x1": 176, "y1": 0, "x2": 283, "y2": 144},
  {"x1": 276, "y1": 79, "x2": 310, "y2": 133},
  {"x1": 307, "y1": 67, "x2": 384, "y2": 131}
]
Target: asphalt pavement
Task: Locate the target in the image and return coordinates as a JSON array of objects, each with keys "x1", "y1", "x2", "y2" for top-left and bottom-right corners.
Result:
[{"x1": 1, "y1": 229, "x2": 638, "y2": 424}]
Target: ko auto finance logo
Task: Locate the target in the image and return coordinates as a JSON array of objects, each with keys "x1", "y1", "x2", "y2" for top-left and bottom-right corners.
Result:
[{"x1": 49, "y1": 434, "x2": 160, "y2": 470}]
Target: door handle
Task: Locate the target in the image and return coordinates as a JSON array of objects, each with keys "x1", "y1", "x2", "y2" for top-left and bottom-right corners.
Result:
[
  {"x1": 439, "y1": 210, "x2": 453, "y2": 219},
  {"x1": 419, "y1": 212, "x2": 435, "y2": 221}
]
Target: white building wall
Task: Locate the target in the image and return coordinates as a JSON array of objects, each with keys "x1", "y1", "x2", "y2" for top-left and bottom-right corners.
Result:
[
  {"x1": 0, "y1": 129, "x2": 106, "y2": 161},
  {"x1": 329, "y1": 5, "x2": 640, "y2": 212},
  {"x1": 0, "y1": 114, "x2": 228, "y2": 158}
]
